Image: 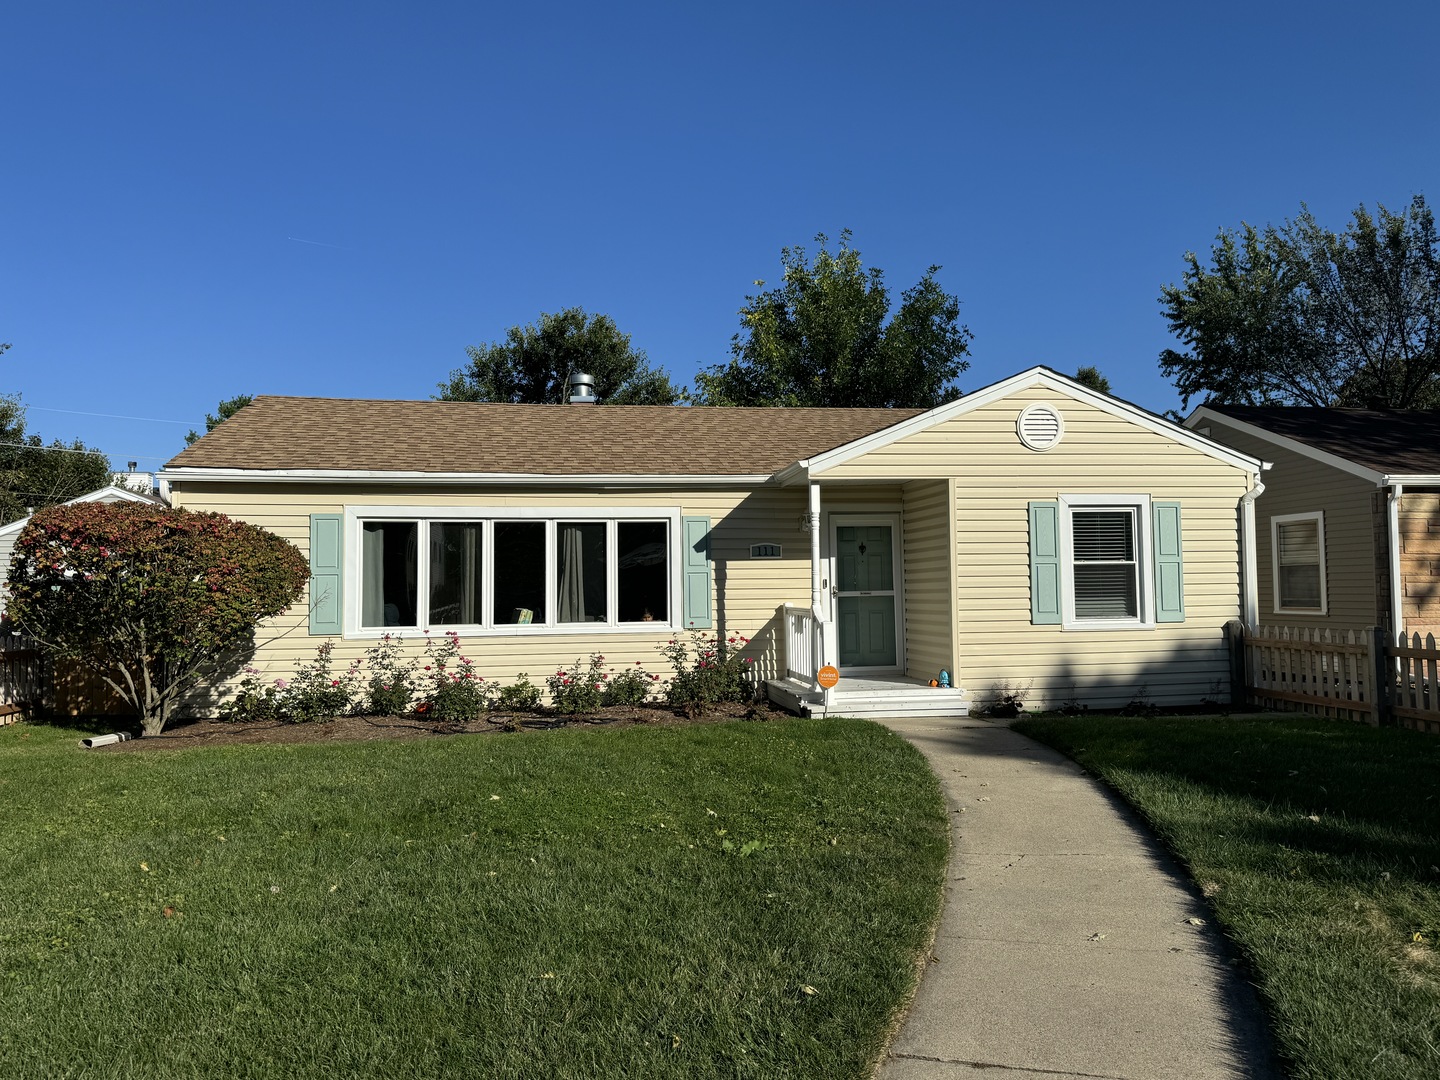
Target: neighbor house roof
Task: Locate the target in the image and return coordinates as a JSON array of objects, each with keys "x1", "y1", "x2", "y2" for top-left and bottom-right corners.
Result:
[
  {"x1": 1194, "y1": 405, "x2": 1440, "y2": 480},
  {"x1": 164, "y1": 396, "x2": 925, "y2": 476}
]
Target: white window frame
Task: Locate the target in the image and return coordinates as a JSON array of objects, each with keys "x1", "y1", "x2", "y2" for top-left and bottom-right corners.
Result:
[
  {"x1": 1271, "y1": 511, "x2": 1327, "y2": 616},
  {"x1": 342, "y1": 505, "x2": 682, "y2": 638},
  {"x1": 1058, "y1": 494, "x2": 1155, "y2": 630}
]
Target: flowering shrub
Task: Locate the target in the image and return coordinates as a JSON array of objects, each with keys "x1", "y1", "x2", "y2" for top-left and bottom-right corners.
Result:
[
  {"x1": 419, "y1": 631, "x2": 490, "y2": 724},
  {"x1": 218, "y1": 643, "x2": 360, "y2": 723},
  {"x1": 547, "y1": 655, "x2": 606, "y2": 715},
  {"x1": 283, "y1": 641, "x2": 361, "y2": 722},
  {"x1": 603, "y1": 660, "x2": 659, "y2": 707},
  {"x1": 364, "y1": 633, "x2": 417, "y2": 716},
  {"x1": 659, "y1": 631, "x2": 755, "y2": 716},
  {"x1": 494, "y1": 673, "x2": 542, "y2": 712}
]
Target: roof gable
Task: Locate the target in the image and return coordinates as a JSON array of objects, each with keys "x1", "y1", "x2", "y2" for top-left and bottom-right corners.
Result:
[{"x1": 790, "y1": 367, "x2": 1264, "y2": 479}]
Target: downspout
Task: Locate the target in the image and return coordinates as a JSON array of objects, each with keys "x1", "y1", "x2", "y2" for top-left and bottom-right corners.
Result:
[
  {"x1": 1240, "y1": 470, "x2": 1266, "y2": 629},
  {"x1": 809, "y1": 480, "x2": 826, "y2": 698},
  {"x1": 1388, "y1": 482, "x2": 1404, "y2": 635}
]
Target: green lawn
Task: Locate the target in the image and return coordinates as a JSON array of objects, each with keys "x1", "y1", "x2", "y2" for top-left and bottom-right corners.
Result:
[
  {"x1": 0, "y1": 717, "x2": 947, "y2": 1079},
  {"x1": 1015, "y1": 714, "x2": 1440, "y2": 1080}
]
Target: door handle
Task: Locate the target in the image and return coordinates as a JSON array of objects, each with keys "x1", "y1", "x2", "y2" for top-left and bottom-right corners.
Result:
[{"x1": 831, "y1": 586, "x2": 839, "y2": 598}]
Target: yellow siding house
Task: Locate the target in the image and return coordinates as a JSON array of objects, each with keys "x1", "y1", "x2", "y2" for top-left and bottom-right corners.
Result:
[{"x1": 162, "y1": 368, "x2": 1266, "y2": 717}]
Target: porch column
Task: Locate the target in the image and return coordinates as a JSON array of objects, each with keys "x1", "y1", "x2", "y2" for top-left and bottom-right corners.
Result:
[{"x1": 809, "y1": 480, "x2": 827, "y2": 698}]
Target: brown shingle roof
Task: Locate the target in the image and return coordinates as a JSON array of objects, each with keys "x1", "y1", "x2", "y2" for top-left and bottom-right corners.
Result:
[
  {"x1": 1206, "y1": 405, "x2": 1440, "y2": 477},
  {"x1": 166, "y1": 396, "x2": 925, "y2": 476}
]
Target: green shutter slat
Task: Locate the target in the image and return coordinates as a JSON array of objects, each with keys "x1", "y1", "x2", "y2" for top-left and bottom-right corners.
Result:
[
  {"x1": 1029, "y1": 501, "x2": 1062, "y2": 625},
  {"x1": 1153, "y1": 501, "x2": 1185, "y2": 623},
  {"x1": 681, "y1": 516, "x2": 712, "y2": 629},
  {"x1": 309, "y1": 514, "x2": 344, "y2": 636}
]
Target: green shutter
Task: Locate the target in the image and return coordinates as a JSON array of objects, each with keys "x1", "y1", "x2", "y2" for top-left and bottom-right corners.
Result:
[
  {"x1": 309, "y1": 514, "x2": 344, "y2": 636},
  {"x1": 681, "y1": 516, "x2": 712, "y2": 629},
  {"x1": 1152, "y1": 501, "x2": 1185, "y2": 623},
  {"x1": 1029, "y1": 501, "x2": 1062, "y2": 625}
]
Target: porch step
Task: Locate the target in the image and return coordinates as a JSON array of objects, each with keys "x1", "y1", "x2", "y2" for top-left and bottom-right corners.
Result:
[{"x1": 766, "y1": 678, "x2": 969, "y2": 720}]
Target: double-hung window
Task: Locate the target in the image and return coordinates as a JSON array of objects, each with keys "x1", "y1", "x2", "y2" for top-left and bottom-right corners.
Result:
[
  {"x1": 349, "y1": 508, "x2": 678, "y2": 634},
  {"x1": 1059, "y1": 494, "x2": 1155, "y2": 628},
  {"x1": 1272, "y1": 512, "x2": 1326, "y2": 614}
]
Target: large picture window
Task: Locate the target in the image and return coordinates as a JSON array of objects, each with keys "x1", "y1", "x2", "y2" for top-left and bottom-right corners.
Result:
[
  {"x1": 1272, "y1": 512, "x2": 1326, "y2": 614},
  {"x1": 350, "y1": 510, "x2": 677, "y2": 633},
  {"x1": 1059, "y1": 495, "x2": 1154, "y2": 628}
]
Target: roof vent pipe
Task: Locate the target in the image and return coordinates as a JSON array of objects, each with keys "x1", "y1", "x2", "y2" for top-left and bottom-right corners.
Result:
[{"x1": 567, "y1": 372, "x2": 597, "y2": 404}]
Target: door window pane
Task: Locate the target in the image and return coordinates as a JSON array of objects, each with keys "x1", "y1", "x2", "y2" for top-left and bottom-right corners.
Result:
[
  {"x1": 429, "y1": 522, "x2": 483, "y2": 625},
  {"x1": 493, "y1": 522, "x2": 545, "y2": 624},
  {"x1": 557, "y1": 522, "x2": 608, "y2": 623},
  {"x1": 361, "y1": 521, "x2": 418, "y2": 627},
  {"x1": 618, "y1": 521, "x2": 667, "y2": 623}
]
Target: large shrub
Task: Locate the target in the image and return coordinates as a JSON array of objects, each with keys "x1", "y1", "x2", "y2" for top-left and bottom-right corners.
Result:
[{"x1": 5, "y1": 502, "x2": 309, "y2": 734}]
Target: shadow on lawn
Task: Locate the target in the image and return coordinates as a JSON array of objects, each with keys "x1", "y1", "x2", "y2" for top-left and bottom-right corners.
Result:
[{"x1": 1015, "y1": 714, "x2": 1440, "y2": 892}]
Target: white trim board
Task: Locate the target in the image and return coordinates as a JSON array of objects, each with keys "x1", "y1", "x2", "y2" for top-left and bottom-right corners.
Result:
[
  {"x1": 1185, "y1": 406, "x2": 1381, "y2": 485},
  {"x1": 162, "y1": 467, "x2": 773, "y2": 487}
]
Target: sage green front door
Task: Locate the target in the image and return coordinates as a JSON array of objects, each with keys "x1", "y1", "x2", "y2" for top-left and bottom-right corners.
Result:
[{"x1": 833, "y1": 521, "x2": 898, "y2": 669}]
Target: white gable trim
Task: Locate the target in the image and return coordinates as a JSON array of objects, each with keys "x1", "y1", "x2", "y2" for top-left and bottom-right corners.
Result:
[
  {"x1": 0, "y1": 485, "x2": 159, "y2": 539},
  {"x1": 1185, "y1": 406, "x2": 1384, "y2": 485},
  {"x1": 781, "y1": 367, "x2": 1265, "y2": 482}
]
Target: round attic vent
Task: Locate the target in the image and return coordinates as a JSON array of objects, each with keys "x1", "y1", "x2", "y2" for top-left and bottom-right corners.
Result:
[{"x1": 1017, "y1": 402, "x2": 1064, "y2": 451}]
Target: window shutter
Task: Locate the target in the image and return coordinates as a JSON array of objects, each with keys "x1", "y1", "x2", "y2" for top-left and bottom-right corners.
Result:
[
  {"x1": 1028, "y1": 501, "x2": 1061, "y2": 625},
  {"x1": 1152, "y1": 501, "x2": 1184, "y2": 623},
  {"x1": 309, "y1": 514, "x2": 344, "y2": 635},
  {"x1": 681, "y1": 516, "x2": 712, "y2": 629}
]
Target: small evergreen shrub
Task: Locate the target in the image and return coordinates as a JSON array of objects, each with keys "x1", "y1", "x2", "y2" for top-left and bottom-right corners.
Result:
[{"x1": 495, "y1": 674, "x2": 542, "y2": 712}]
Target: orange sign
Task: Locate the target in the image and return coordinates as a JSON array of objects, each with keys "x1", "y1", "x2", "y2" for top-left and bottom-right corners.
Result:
[{"x1": 817, "y1": 665, "x2": 840, "y2": 689}]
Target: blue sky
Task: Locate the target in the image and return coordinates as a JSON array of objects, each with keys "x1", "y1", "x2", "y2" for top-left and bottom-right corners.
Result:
[{"x1": 3, "y1": 1, "x2": 1436, "y2": 470}]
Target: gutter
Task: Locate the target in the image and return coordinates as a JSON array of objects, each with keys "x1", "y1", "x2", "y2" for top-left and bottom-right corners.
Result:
[
  {"x1": 1387, "y1": 483, "x2": 1404, "y2": 635},
  {"x1": 1240, "y1": 468, "x2": 1268, "y2": 628}
]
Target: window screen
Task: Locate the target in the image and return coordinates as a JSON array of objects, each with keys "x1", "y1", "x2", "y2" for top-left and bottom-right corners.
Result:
[
  {"x1": 1276, "y1": 518, "x2": 1322, "y2": 610},
  {"x1": 1071, "y1": 508, "x2": 1139, "y2": 619}
]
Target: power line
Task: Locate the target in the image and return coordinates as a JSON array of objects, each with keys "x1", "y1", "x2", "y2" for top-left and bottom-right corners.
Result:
[{"x1": 22, "y1": 405, "x2": 194, "y2": 426}]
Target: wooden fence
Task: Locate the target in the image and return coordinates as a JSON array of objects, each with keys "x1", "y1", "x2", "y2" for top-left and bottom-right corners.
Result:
[
  {"x1": 0, "y1": 634, "x2": 48, "y2": 724},
  {"x1": 1228, "y1": 622, "x2": 1440, "y2": 735}
]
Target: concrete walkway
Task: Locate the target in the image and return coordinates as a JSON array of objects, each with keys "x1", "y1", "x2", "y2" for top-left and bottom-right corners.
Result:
[{"x1": 874, "y1": 716, "x2": 1279, "y2": 1080}]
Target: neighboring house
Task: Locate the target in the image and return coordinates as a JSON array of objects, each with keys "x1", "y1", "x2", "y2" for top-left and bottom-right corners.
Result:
[
  {"x1": 1185, "y1": 406, "x2": 1440, "y2": 635},
  {"x1": 159, "y1": 367, "x2": 1265, "y2": 716},
  {"x1": 0, "y1": 484, "x2": 164, "y2": 616}
]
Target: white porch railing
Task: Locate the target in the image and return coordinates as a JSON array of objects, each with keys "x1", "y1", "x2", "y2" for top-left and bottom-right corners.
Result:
[{"x1": 782, "y1": 603, "x2": 821, "y2": 685}]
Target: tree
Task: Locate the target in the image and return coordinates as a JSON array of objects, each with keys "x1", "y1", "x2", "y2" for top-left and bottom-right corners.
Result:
[
  {"x1": 692, "y1": 230, "x2": 973, "y2": 408},
  {"x1": 185, "y1": 394, "x2": 254, "y2": 445},
  {"x1": 437, "y1": 309, "x2": 682, "y2": 405},
  {"x1": 0, "y1": 394, "x2": 112, "y2": 525},
  {"x1": 1160, "y1": 195, "x2": 1440, "y2": 410},
  {"x1": 1073, "y1": 366, "x2": 1112, "y2": 395},
  {"x1": 5, "y1": 503, "x2": 310, "y2": 734}
]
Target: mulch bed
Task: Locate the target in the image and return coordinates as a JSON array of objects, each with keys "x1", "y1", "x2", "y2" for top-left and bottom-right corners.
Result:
[{"x1": 98, "y1": 700, "x2": 786, "y2": 751}]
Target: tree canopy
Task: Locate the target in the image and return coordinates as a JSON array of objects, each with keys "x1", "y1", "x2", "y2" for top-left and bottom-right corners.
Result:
[
  {"x1": 437, "y1": 308, "x2": 682, "y2": 405},
  {"x1": 1073, "y1": 366, "x2": 1112, "y2": 395},
  {"x1": 6, "y1": 502, "x2": 309, "y2": 734},
  {"x1": 185, "y1": 394, "x2": 254, "y2": 445},
  {"x1": 692, "y1": 231, "x2": 973, "y2": 408},
  {"x1": 0, "y1": 393, "x2": 112, "y2": 525},
  {"x1": 1160, "y1": 195, "x2": 1440, "y2": 410}
]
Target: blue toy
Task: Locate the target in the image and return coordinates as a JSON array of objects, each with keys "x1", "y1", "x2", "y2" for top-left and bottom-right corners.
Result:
[{"x1": 938, "y1": 669, "x2": 950, "y2": 688}]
